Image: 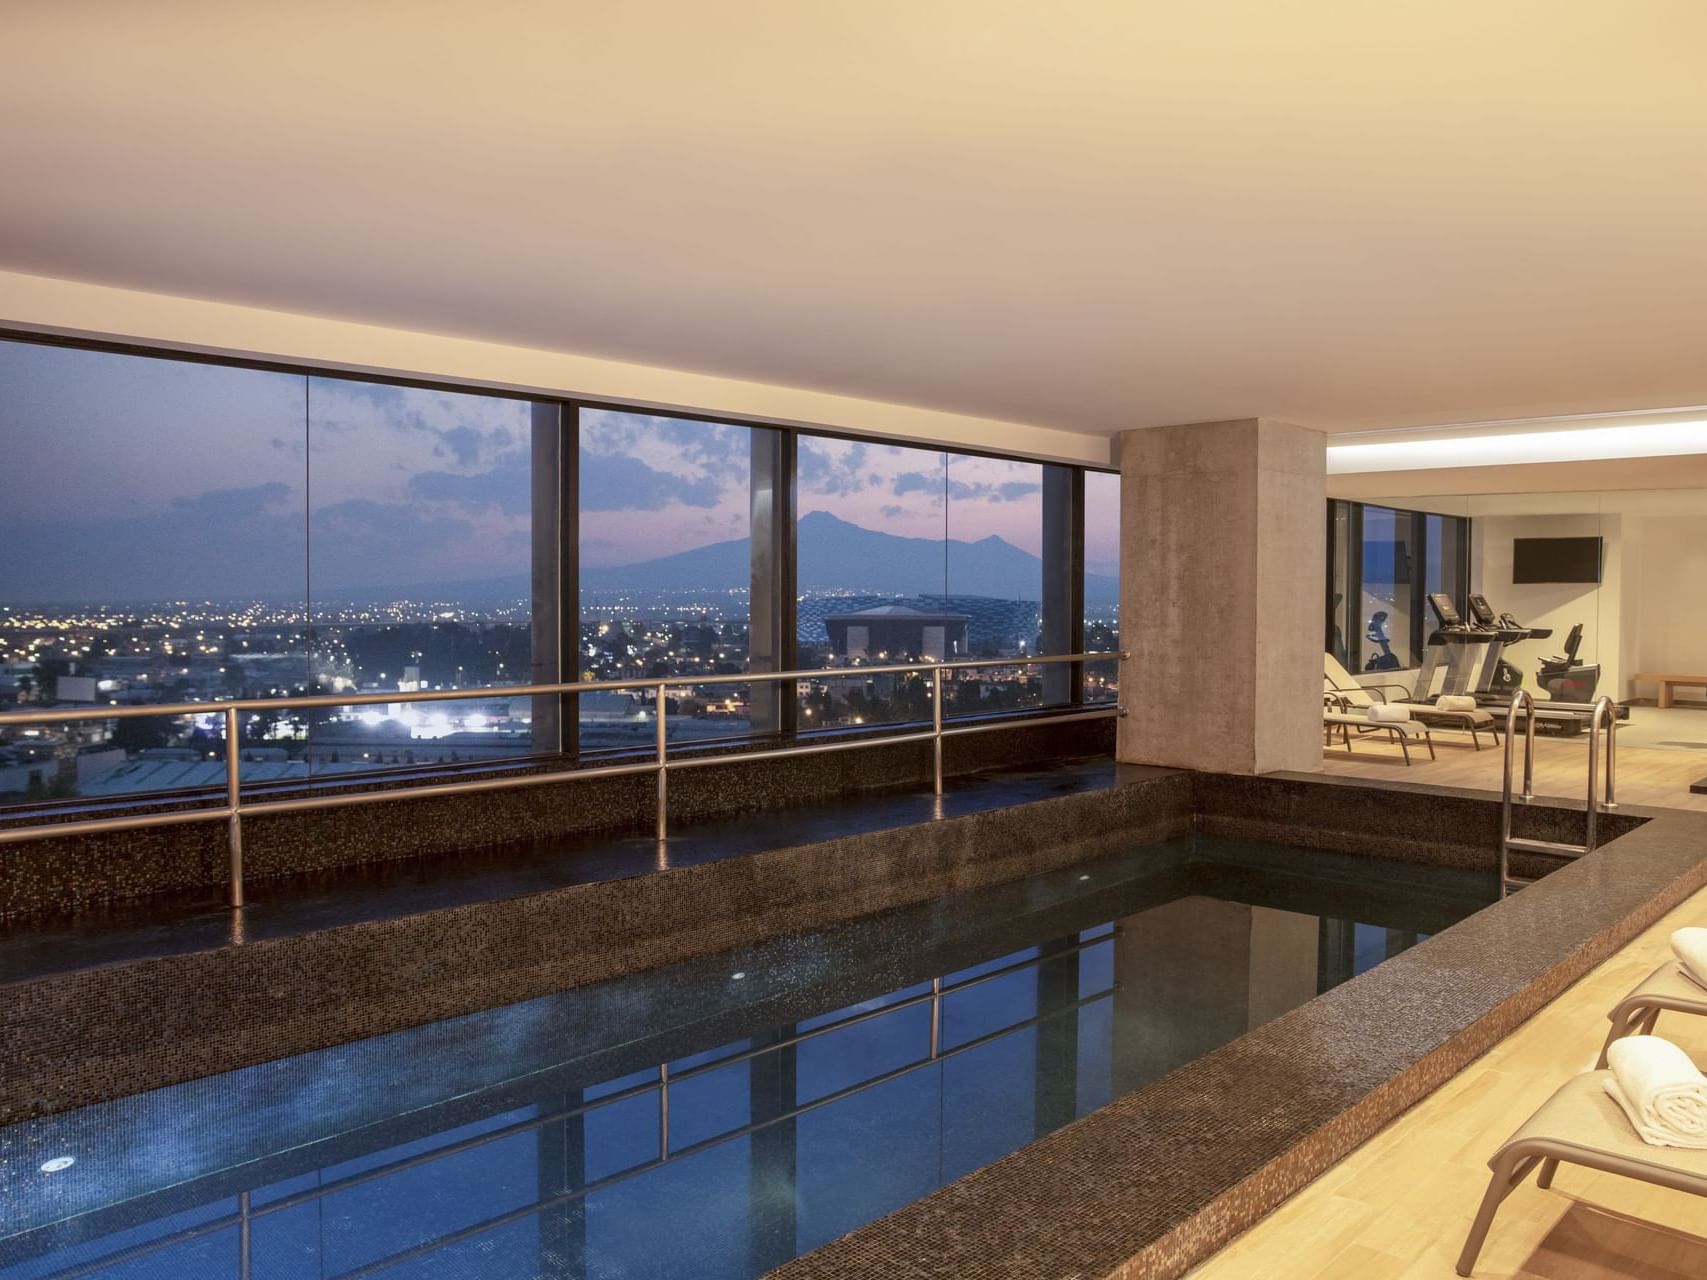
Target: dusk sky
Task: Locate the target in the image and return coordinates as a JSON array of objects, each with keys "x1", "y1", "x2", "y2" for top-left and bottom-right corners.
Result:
[{"x1": 0, "y1": 340, "x2": 1117, "y2": 604}]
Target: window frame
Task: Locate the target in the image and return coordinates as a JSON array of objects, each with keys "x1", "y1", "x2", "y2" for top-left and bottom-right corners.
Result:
[
  {"x1": 0, "y1": 328, "x2": 1119, "y2": 807},
  {"x1": 1326, "y1": 498, "x2": 1471, "y2": 673}
]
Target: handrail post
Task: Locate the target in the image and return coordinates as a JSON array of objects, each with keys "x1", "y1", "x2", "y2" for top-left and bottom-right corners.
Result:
[
  {"x1": 658, "y1": 1060, "x2": 670, "y2": 1160},
  {"x1": 1598, "y1": 695, "x2": 1618, "y2": 810},
  {"x1": 655, "y1": 682, "x2": 668, "y2": 842},
  {"x1": 225, "y1": 703, "x2": 244, "y2": 909},
  {"x1": 1500, "y1": 689, "x2": 1534, "y2": 898},
  {"x1": 1521, "y1": 691, "x2": 1536, "y2": 801},
  {"x1": 1586, "y1": 697, "x2": 1602, "y2": 853},
  {"x1": 932, "y1": 664, "x2": 945, "y2": 796}
]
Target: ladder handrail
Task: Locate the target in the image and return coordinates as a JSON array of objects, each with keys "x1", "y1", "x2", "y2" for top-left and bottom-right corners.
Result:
[
  {"x1": 1592, "y1": 694, "x2": 1618, "y2": 812},
  {"x1": 1499, "y1": 689, "x2": 1535, "y2": 893},
  {"x1": 1500, "y1": 689, "x2": 1619, "y2": 896}
]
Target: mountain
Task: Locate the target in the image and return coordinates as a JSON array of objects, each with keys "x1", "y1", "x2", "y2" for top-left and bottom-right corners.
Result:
[
  {"x1": 10, "y1": 513, "x2": 1115, "y2": 610},
  {"x1": 582, "y1": 510, "x2": 1118, "y2": 605}
]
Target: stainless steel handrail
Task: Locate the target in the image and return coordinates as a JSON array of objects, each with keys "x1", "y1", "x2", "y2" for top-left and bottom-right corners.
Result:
[
  {"x1": 1593, "y1": 693, "x2": 1618, "y2": 812},
  {"x1": 0, "y1": 651, "x2": 1127, "y2": 907},
  {"x1": 1500, "y1": 689, "x2": 1619, "y2": 896},
  {"x1": 1498, "y1": 689, "x2": 1535, "y2": 895}
]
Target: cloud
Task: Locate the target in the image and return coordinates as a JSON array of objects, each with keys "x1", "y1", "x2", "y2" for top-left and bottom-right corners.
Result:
[
  {"x1": 0, "y1": 479, "x2": 521, "y2": 603},
  {"x1": 435, "y1": 425, "x2": 487, "y2": 467},
  {"x1": 891, "y1": 470, "x2": 945, "y2": 499},
  {"x1": 577, "y1": 452, "x2": 729, "y2": 511},
  {"x1": 309, "y1": 499, "x2": 473, "y2": 562},
  {"x1": 0, "y1": 485, "x2": 307, "y2": 603},
  {"x1": 944, "y1": 478, "x2": 1041, "y2": 502},
  {"x1": 309, "y1": 380, "x2": 529, "y2": 466},
  {"x1": 580, "y1": 410, "x2": 749, "y2": 489},
  {"x1": 169, "y1": 482, "x2": 296, "y2": 518},
  {"x1": 407, "y1": 460, "x2": 530, "y2": 513},
  {"x1": 799, "y1": 442, "x2": 874, "y2": 496}
]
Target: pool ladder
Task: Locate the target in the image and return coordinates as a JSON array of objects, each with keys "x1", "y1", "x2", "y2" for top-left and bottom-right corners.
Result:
[{"x1": 1498, "y1": 690, "x2": 1618, "y2": 896}]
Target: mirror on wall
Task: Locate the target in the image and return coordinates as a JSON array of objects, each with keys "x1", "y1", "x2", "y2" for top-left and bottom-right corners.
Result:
[{"x1": 1340, "y1": 487, "x2": 1707, "y2": 754}]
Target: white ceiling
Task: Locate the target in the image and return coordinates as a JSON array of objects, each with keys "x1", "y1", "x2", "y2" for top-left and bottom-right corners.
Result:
[{"x1": 5, "y1": 1, "x2": 1707, "y2": 437}]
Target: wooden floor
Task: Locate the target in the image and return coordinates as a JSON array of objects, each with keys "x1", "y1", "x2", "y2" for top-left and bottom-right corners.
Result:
[
  {"x1": 1315, "y1": 729, "x2": 1707, "y2": 813},
  {"x1": 1187, "y1": 887, "x2": 1707, "y2": 1279}
]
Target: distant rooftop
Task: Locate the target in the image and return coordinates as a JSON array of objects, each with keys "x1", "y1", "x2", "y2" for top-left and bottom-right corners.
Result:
[{"x1": 824, "y1": 604, "x2": 972, "y2": 624}]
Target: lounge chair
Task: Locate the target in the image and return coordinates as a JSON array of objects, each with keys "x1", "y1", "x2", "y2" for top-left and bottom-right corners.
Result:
[
  {"x1": 1596, "y1": 960, "x2": 1707, "y2": 1068},
  {"x1": 1456, "y1": 1070, "x2": 1707, "y2": 1275},
  {"x1": 1323, "y1": 698, "x2": 1436, "y2": 765},
  {"x1": 1324, "y1": 653, "x2": 1501, "y2": 749}
]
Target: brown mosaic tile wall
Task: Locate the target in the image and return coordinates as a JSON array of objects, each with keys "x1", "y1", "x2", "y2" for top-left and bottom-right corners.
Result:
[{"x1": 0, "y1": 715, "x2": 1115, "y2": 918}]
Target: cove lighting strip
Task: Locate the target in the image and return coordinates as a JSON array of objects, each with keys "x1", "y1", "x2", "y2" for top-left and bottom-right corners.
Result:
[{"x1": 1327, "y1": 421, "x2": 1707, "y2": 474}]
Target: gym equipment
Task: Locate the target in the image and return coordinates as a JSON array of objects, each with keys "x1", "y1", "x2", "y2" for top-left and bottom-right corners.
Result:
[
  {"x1": 1537, "y1": 623, "x2": 1601, "y2": 702},
  {"x1": 1365, "y1": 610, "x2": 1402, "y2": 671},
  {"x1": 1410, "y1": 593, "x2": 1499, "y2": 700},
  {"x1": 1466, "y1": 593, "x2": 1551, "y2": 700}
]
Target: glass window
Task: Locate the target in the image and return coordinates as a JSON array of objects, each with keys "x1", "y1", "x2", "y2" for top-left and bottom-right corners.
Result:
[
  {"x1": 0, "y1": 333, "x2": 1120, "y2": 819},
  {"x1": 305, "y1": 378, "x2": 534, "y2": 777},
  {"x1": 1358, "y1": 506, "x2": 1416, "y2": 672},
  {"x1": 795, "y1": 438, "x2": 948, "y2": 729},
  {"x1": 578, "y1": 409, "x2": 760, "y2": 752},
  {"x1": 1083, "y1": 470, "x2": 1120, "y2": 703},
  {"x1": 794, "y1": 440, "x2": 1069, "y2": 727},
  {"x1": 943, "y1": 454, "x2": 1045, "y2": 715},
  {"x1": 0, "y1": 341, "x2": 309, "y2": 805},
  {"x1": 1327, "y1": 499, "x2": 1353, "y2": 669},
  {"x1": 1325, "y1": 500, "x2": 1468, "y2": 675}
]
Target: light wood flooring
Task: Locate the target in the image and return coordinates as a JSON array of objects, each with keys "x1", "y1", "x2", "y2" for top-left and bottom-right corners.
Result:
[
  {"x1": 1315, "y1": 729, "x2": 1707, "y2": 813},
  {"x1": 1187, "y1": 887, "x2": 1707, "y2": 1279}
]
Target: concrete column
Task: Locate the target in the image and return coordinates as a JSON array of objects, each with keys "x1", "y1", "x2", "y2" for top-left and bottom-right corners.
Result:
[{"x1": 1117, "y1": 418, "x2": 1325, "y2": 774}]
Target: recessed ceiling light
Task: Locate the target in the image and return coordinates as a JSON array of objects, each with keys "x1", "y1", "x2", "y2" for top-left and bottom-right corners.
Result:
[
  {"x1": 1328, "y1": 420, "x2": 1707, "y2": 475},
  {"x1": 40, "y1": 1157, "x2": 74, "y2": 1173}
]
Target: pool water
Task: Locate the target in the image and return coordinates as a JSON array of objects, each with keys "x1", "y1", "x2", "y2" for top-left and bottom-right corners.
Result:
[{"x1": 0, "y1": 836, "x2": 1491, "y2": 1279}]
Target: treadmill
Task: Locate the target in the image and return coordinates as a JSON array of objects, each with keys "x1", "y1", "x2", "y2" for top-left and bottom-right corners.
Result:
[
  {"x1": 1410, "y1": 593, "x2": 1497, "y2": 701},
  {"x1": 1464, "y1": 593, "x2": 1549, "y2": 700},
  {"x1": 1458, "y1": 592, "x2": 1626, "y2": 733}
]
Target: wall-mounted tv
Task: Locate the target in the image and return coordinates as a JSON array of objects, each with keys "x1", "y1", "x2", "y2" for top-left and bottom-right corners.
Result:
[{"x1": 1512, "y1": 536, "x2": 1602, "y2": 584}]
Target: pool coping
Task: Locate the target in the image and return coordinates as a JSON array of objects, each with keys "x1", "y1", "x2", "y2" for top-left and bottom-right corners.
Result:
[{"x1": 766, "y1": 775, "x2": 1707, "y2": 1280}]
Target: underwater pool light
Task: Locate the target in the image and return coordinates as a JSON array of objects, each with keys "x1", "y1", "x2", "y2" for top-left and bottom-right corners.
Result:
[
  {"x1": 39, "y1": 1157, "x2": 74, "y2": 1173},
  {"x1": 731, "y1": 971, "x2": 747, "y2": 980}
]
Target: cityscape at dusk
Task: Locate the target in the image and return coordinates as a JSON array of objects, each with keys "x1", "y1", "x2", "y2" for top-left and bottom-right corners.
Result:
[{"x1": 0, "y1": 342, "x2": 1117, "y2": 803}]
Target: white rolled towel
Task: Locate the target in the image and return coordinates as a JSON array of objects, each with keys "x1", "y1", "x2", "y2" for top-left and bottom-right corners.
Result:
[
  {"x1": 1604, "y1": 1036, "x2": 1707, "y2": 1148},
  {"x1": 1435, "y1": 694, "x2": 1478, "y2": 712},
  {"x1": 1672, "y1": 927, "x2": 1707, "y2": 992},
  {"x1": 1366, "y1": 703, "x2": 1412, "y2": 724}
]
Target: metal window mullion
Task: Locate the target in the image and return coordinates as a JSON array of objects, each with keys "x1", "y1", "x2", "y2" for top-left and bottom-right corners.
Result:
[
  {"x1": 1409, "y1": 508, "x2": 1428, "y2": 669},
  {"x1": 1040, "y1": 465, "x2": 1084, "y2": 707}
]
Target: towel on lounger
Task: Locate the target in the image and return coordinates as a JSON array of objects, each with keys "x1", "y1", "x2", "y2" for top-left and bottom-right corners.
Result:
[
  {"x1": 1603, "y1": 1035, "x2": 1707, "y2": 1149},
  {"x1": 1366, "y1": 703, "x2": 1412, "y2": 724},
  {"x1": 1434, "y1": 695, "x2": 1478, "y2": 713},
  {"x1": 1672, "y1": 927, "x2": 1707, "y2": 992}
]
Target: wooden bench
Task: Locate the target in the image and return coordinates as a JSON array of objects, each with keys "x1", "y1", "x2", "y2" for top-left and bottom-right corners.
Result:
[{"x1": 1630, "y1": 671, "x2": 1707, "y2": 708}]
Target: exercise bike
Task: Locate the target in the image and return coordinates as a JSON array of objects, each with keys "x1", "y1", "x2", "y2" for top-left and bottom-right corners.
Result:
[
  {"x1": 1365, "y1": 611, "x2": 1403, "y2": 672},
  {"x1": 1536, "y1": 623, "x2": 1600, "y2": 702}
]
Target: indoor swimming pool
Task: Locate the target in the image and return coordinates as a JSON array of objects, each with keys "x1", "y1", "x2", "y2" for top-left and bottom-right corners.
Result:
[{"x1": 0, "y1": 837, "x2": 1494, "y2": 1280}]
